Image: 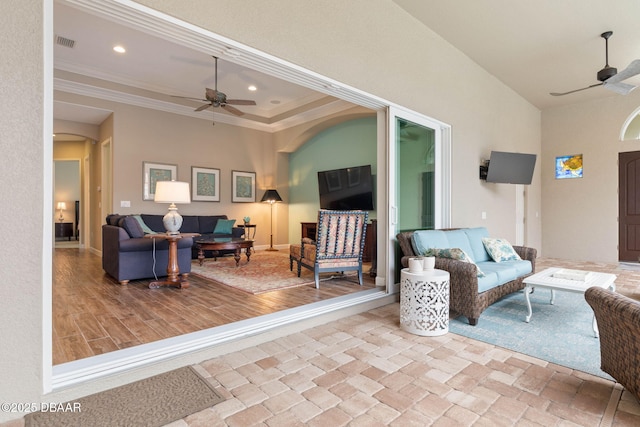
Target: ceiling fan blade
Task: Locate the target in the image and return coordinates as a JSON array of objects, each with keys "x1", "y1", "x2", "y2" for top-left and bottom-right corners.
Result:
[
  {"x1": 603, "y1": 81, "x2": 636, "y2": 95},
  {"x1": 222, "y1": 104, "x2": 244, "y2": 116},
  {"x1": 194, "y1": 103, "x2": 212, "y2": 112},
  {"x1": 171, "y1": 95, "x2": 208, "y2": 102},
  {"x1": 605, "y1": 59, "x2": 640, "y2": 84},
  {"x1": 550, "y1": 83, "x2": 603, "y2": 96},
  {"x1": 226, "y1": 99, "x2": 257, "y2": 106}
]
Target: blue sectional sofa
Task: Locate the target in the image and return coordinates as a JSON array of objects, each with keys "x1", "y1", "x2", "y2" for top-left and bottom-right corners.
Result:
[
  {"x1": 396, "y1": 227, "x2": 537, "y2": 325},
  {"x1": 102, "y1": 214, "x2": 243, "y2": 284}
]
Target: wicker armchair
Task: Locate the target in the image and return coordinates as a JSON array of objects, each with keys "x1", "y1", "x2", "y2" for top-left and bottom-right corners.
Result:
[
  {"x1": 585, "y1": 287, "x2": 640, "y2": 400},
  {"x1": 290, "y1": 210, "x2": 368, "y2": 289}
]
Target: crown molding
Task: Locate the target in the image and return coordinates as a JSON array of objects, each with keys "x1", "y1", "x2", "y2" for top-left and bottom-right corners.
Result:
[
  {"x1": 54, "y1": 77, "x2": 362, "y2": 133},
  {"x1": 54, "y1": 77, "x2": 268, "y2": 130}
]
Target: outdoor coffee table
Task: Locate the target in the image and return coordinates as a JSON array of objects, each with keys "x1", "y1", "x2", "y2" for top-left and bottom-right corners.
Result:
[
  {"x1": 195, "y1": 237, "x2": 254, "y2": 267},
  {"x1": 522, "y1": 267, "x2": 616, "y2": 337}
]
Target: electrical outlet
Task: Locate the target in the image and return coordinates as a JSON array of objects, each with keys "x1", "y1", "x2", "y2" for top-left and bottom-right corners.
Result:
[
  {"x1": 120, "y1": 201, "x2": 131, "y2": 208},
  {"x1": 481, "y1": 211, "x2": 487, "y2": 220}
]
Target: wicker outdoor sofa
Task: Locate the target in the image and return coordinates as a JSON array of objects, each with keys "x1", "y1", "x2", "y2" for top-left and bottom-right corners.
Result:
[
  {"x1": 397, "y1": 227, "x2": 537, "y2": 326},
  {"x1": 585, "y1": 286, "x2": 640, "y2": 400}
]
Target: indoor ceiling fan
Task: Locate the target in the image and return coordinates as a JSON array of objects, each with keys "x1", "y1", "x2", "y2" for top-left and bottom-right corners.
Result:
[
  {"x1": 550, "y1": 31, "x2": 640, "y2": 97},
  {"x1": 173, "y1": 56, "x2": 256, "y2": 125}
]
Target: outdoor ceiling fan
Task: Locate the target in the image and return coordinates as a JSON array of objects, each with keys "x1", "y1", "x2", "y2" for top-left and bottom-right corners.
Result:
[
  {"x1": 173, "y1": 56, "x2": 256, "y2": 125},
  {"x1": 550, "y1": 31, "x2": 640, "y2": 97}
]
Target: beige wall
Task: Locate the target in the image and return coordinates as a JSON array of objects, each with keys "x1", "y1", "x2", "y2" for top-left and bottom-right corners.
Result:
[
  {"x1": 55, "y1": 91, "x2": 283, "y2": 249},
  {"x1": 542, "y1": 89, "x2": 640, "y2": 262},
  {"x1": 136, "y1": 0, "x2": 543, "y2": 247},
  {"x1": 0, "y1": 0, "x2": 48, "y2": 420},
  {"x1": 0, "y1": 0, "x2": 544, "y2": 422},
  {"x1": 54, "y1": 119, "x2": 100, "y2": 141}
]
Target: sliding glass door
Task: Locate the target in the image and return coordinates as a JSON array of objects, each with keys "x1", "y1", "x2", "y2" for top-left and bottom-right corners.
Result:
[{"x1": 386, "y1": 107, "x2": 450, "y2": 292}]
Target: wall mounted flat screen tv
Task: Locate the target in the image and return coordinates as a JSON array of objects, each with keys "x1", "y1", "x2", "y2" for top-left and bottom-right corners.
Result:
[
  {"x1": 485, "y1": 151, "x2": 537, "y2": 185},
  {"x1": 318, "y1": 165, "x2": 375, "y2": 210}
]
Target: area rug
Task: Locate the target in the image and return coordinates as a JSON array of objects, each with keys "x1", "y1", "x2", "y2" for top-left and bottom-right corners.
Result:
[
  {"x1": 449, "y1": 289, "x2": 613, "y2": 380},
  {"x1": 24, "y1": 366, "x2": 224, "y2": 427},
  {"x1": 191, "y1": 250, "x2": 355, "y2": 294}
]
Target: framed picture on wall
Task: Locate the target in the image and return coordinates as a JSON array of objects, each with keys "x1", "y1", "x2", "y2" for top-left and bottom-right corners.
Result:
[
  {"x1": 555, "y1": 154, "x2": 583, "y2": 179},
  {"x1": 143, "y1": 161, "x2": 177, "y2": 200},
  {"x1": 191, "y1": 166, "x2": 220, "y2": 202},
  {"x1": 232, "y1": 170, "x2": 256, "y2": 202}
]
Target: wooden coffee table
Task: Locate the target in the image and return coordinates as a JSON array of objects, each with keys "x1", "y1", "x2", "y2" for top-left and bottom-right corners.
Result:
[
  {"x1": 523, "y1": 267, "x2": 616, "y2": 337},
  {"x1": 195, "y1": 237, "x2": 254, "y2": 267}
]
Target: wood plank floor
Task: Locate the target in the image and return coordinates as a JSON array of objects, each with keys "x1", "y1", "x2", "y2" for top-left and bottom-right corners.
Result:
[{"x1": 52, "y1": 248, "x2": 376, "y2": 365}]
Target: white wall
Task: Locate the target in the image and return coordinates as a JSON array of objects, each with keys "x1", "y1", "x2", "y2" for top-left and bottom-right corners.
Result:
[
  {"x1": 0, "y1": 1, "x2": 543, "y2": 422},
  {"x1": 542, "y1": 89, "x2": 640, "y2": 262}
]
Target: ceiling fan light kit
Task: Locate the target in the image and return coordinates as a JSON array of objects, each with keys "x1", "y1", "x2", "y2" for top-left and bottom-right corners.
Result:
[{"x1": 550, "y1": 31, "x2": 640, "y2": 97}]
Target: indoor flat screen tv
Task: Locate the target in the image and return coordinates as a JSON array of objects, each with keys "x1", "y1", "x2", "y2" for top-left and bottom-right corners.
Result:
[
  {"x1": 485, "y1": 151, "x2": 537, "y2": 185},
  {"x1": 318, "y1": 165, "x2": 374, "y2": 210}
]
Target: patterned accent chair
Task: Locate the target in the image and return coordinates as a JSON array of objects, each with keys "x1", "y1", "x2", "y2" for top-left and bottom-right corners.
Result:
[
  {"x1": 585, "y1": 287, "x2": 640, "y2": 400},
  {"x1": 290, "y1": 210, "x2": 368, "y2": 289}
]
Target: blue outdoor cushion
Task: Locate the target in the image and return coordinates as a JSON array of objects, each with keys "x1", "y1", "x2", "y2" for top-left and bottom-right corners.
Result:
[
  {"x1": 477, "y1": 271, "x2": 500, "y2": 293},
  {"x1": 463, "y1": 227, "x2": 491, "y2": 262},
  {"x1": 411, "y1": 230, "x2": 449, "y2": 256},
  {"x1": 482, "y1": 237, "x2": 522, "y2": 262},
  {"x1": 442, "y1": 230, "x2": 475, "y2": 261}
]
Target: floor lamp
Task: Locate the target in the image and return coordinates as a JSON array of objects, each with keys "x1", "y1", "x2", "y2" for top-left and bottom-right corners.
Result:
[{"x1": 261, "y1": 189, "x2": 282, "y2": 251}]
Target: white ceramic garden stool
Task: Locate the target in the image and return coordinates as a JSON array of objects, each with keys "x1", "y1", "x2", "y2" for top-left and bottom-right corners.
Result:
[{"x1": 400, "y1": 268, "x2": 450, "y2": 336}]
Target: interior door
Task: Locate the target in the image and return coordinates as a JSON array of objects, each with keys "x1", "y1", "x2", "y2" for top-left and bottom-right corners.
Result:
[{"x1": 618, "y1": 151, "x2": 640, "y2": 261}]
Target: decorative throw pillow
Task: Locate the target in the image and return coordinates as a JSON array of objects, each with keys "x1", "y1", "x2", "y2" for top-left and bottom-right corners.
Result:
[
  {"x1": 120, "y1": 216, "x2": 144, "y2": 238},
  {"x1": 213, "y1": 219, "x2": 236, "y2": 234},
  {"x1": 132, "y1": 214, "x2": 156, "y2": 234},
  {"x1": 482, "y1": 237, "x2": 522, "y2": 262},
  {"x1": 424, "y1": 247, "x2": 485, "y2": 277}
]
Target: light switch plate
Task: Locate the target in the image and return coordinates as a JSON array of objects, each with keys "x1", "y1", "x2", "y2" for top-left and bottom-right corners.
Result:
[{"x1": 120, "y1": 201, "x2": 131, "y2": 207}]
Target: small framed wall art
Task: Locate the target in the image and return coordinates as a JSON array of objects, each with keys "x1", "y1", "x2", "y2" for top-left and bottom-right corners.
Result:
[
  {"x1": 191, "y1": 166, "x2": 220, "y2": 202},
  {"x1": 143, "y1": 161, "x2": 177, "y2": 200},
  {"x1": 232, "y1": 170, "x2": 256, "y2": 202},
  {"x1": 555, "y1": 154, "x2": 583, "y2": 179}
]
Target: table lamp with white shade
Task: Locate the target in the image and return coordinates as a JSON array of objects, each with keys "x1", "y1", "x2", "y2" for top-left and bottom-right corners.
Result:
[
  {"x1": 154, "y1": 180, "x2": 191, "y2": 235},
  {"x1": 56, "y1": 202, "x2": 66, "y2": 222}
]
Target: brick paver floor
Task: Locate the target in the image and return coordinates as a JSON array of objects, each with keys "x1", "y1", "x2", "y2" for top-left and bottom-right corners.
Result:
[{"x1": 169, "y1": 258, "x2": 640, "y2": 426}]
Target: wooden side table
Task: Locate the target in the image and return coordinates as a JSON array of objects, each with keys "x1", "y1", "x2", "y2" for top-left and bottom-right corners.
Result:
[
  {"x1": 237, "y1": 223, "x2": 257, "y2": 240},
  {"x1": 55, "y1": 222, "x2": 74, "y2": 240},
  {"x1": 144, "y1": 233, "x2": 199, "y2": 289}
]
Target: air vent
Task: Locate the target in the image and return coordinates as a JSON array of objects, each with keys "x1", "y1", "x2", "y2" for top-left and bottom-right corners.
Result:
[{"x1": 55, "y1": 35, "x2": 75, "y2": 48}]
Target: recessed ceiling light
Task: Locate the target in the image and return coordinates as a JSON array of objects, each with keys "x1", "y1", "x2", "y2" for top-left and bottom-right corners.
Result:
[
  {"x1": 113, "y1": 45, "x2": 126, "y2": 53},
  {"x1": 248, "y1": 85, "x2": 257, "y2": 91}
]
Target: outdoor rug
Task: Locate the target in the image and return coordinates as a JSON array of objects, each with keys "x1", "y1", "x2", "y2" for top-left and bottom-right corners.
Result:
[
  {"x1": 24, "y1": 366, "x2": 224, "y2": 427},
  {"x1": 449, "y1": 289, "x2": 613, "y2": 380},
  {"x1": 191, "y1": 250, "x2": 356, "y2": 294}
]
